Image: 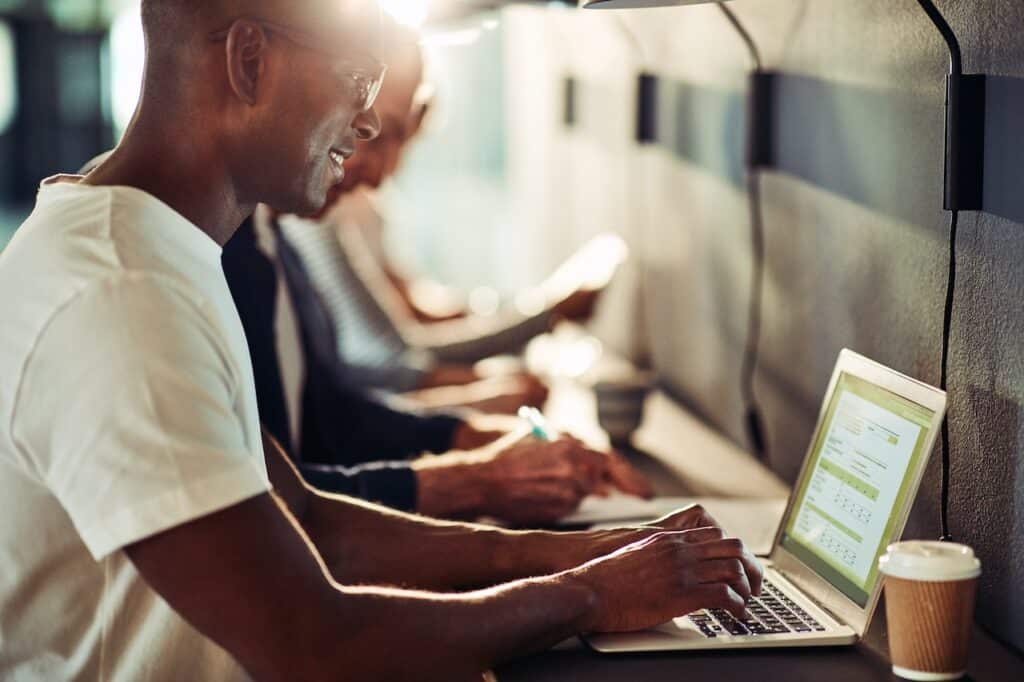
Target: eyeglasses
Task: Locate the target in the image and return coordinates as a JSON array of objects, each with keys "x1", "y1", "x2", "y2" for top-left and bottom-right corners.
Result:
[{"x1": 209, "y1": 18, "x2": 388, "y2": 112}]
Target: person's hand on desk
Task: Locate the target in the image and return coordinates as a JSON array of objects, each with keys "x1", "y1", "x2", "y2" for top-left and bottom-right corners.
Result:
[
  {"x1": 569, "y1": 528, "x2": 763, "y2": 632},
  {"x1": 559, "y1": 434, "x2": 653, "y2": 500},
  {"x1": 414, "y1": 431, "x2": 652, "y2": 525}
]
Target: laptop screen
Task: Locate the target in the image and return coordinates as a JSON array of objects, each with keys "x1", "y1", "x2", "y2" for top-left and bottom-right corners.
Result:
[{"x1": 779, "y1": 372, "x2": 936, "y2": 607}]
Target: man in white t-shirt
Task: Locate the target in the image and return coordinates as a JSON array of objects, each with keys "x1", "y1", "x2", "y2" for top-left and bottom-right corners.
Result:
[{"x1": 0, "y1": 1, "x2": 762, "y2": 679}]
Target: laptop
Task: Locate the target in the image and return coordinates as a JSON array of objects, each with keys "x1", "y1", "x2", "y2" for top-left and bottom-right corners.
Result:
[{"x1": 585, "y1": 349, "x2": 947, "y2": 653}]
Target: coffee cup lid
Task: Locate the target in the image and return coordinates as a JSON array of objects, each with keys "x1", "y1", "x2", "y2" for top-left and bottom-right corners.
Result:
[{"x1": 878, "y1": 541, "x2": 981, "y2": 581}]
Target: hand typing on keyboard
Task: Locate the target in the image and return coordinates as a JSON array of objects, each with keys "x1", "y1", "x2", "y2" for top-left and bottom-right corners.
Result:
[
  {"x1": 643, "y1": 503, "x2": 724, "y2": 532},
  {"x1": 569, "y1": 526, "x2": 763, "y2": 633},
  {"x1": 687, "y1": 579, "x2": 827, "y2": 637}
]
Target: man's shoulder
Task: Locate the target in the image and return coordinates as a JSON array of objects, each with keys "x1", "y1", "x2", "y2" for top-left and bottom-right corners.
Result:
[
  {"x1": 1, "y1": 198, "x2": 210, "y2": 380},
  {"x1": 0, "y1": 269, "x2": 222, "y2": 455},
  {"x1": 50, "y1": 270, "x2": 219, "y2": 347},
  {"x1": 77, "y1": 268, "x2": 209, "y2": 307}
]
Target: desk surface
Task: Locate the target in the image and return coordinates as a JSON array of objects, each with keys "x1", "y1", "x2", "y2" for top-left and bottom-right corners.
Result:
[
  {"x1": 498, "y1": 637, "x2": 894, "y2": 682},
  {"x1": 496, "y1": 627, "x2": 1024, "y2": 681}
]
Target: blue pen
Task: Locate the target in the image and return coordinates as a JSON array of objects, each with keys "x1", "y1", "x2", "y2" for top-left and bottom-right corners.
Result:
[{"x1": 518, "y1": 406, "x2": 556, "y2": 442}]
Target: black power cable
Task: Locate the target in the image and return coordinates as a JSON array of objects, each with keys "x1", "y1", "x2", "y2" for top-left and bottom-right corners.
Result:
[
  {"x1": 717, "y1": 2, "x2": 763, "y2": 71},
  {"x1": 938, "y1": 210, "x2": 958, "y2": 542},
  {"x1": 717, "y1": 2, "x2": 768, "y2": 461},
  {"x1": 916, "y1": 0, "x2": 964, "y2": 542},
  {"x1": 916, "y1": 0, "x2": 963, "y2": 77},
  {"x1": 740, "y1": 170, "x2": 768, "y2": 461}
]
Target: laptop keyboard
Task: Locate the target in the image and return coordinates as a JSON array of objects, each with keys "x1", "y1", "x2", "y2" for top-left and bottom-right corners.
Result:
[{"x1": 686, "y1": 580, "x2": 827, "y2": 637}]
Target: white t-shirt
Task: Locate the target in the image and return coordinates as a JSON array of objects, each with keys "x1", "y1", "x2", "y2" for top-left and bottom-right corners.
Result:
[{"x1": 0, "y1": 177, "x2": 271, "y2": 681}]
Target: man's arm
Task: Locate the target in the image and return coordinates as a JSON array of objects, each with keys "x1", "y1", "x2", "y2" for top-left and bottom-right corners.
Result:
[
  {"x1": 265, "y1": 427, "x2": 574, "y2": 590},
  {"x1": 128, "y1": 437, "x2": 760, "y2": 681},
  {"x1": 266, "y1": 430, "x2": 758, "y2": 592},
  {"x1": 126, "y1": 491, "x2": 593, "y2": 681}
]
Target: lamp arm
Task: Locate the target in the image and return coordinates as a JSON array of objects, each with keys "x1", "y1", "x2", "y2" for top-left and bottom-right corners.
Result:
[
  {"x1": 716, "y1": 2, "x2": 763, "y2": 72},
  {"x1": 915, "y1": 0, "x2": 963, "y2": 76}
]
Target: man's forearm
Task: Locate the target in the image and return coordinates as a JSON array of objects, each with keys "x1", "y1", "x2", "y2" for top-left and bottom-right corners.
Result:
[
  {"x1": 302, "y1": 489, "x2": 597, "y2": 590},
  {"x1": 266, "y1": 426, "x2": 623, "y2": 591},
  {"x1": 323, "y1": 574, "x2": 595, "y2": 681}
]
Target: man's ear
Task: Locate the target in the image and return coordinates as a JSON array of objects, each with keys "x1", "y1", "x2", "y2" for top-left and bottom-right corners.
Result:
[{"x1": 224, "y1": 20, "x2": 268, "y2": 106}]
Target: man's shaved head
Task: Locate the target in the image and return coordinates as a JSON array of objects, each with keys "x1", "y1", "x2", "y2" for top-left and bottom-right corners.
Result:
[
  {"x1": 140, "y1": 0, "x2": 384, "y2": 79},
  {"x1": 141, "y1": 0, "x2": 381, "y2": 42},
  {"x1": 105, "y1": 0, "x2": 388, "y2": 223}
]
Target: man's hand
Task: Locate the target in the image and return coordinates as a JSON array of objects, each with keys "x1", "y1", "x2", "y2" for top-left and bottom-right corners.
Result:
[
  {"x1": 535, "y1": 503, "x2": 747, "y2": 579},
  {"x1": 416, "y1": 436, "x2": 604, "y2": 524},
  {"x1": 569, "y1": 528, "x2": 763, "y2": 633},
  {"x1": 451, "y1": 419, "x2": 652, "y2": 499},
  {"x1": 645, "y1": 503, "x2": 721, "y2": 532},
  {"x1": 472, "y1": 438, "x2": 610, "y2": 524},
  {"x1": 588, "y1": 444, "x2": 654, "y2": 499},
  {"x1": 414, "y1": 432, "x2": 655, "y2": 525}
]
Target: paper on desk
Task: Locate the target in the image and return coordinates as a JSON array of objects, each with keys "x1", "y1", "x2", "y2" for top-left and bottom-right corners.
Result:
[{"x1": 560, "y1": 493, "x2": 788, "y2": 556}]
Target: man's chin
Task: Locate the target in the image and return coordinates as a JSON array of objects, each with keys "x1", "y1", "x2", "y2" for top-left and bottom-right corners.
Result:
[
  {"x1": 338, "y1": 172, "x2": 362, "y2": 194},
  {"x1": 286, "y1": 184, "x2": 326, "y2": 220}
]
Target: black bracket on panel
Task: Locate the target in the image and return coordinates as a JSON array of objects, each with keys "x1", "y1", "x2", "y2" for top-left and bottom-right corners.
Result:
[
  {"x1": 636, "y1": 72, "x2": 658, "y2": 144},
  {"x1": 562, "y1": 75, "x2": 577, "y2": 128},
  {"x1": 944, "y1": 73, "x2": 986, "y2": 211},
  {"x1": 915, "y1": 0, "x2": 986, "y2": 212},
  {"x1": 746, "y1": 70, "x2": 776, "y2": 170}
]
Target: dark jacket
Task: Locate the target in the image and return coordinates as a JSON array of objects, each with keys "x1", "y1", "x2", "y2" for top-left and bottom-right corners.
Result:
[{"x1": 222, "y1": 216, "x2": 462, "y2": 511}]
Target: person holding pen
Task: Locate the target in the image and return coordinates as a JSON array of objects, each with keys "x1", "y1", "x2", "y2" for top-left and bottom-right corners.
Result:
[{"x1": 0, "y1": 1, "x2": 762, "y2": 679}]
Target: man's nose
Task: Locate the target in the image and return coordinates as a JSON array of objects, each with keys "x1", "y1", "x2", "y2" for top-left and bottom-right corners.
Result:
[{"x1": 354, "y1": 107, "x2": 381, "y2": 142}]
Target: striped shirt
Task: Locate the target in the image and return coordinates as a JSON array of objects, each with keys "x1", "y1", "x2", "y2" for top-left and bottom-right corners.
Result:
[{"x1": 279, "y1": 192, "x2": 554, "y2": 392}]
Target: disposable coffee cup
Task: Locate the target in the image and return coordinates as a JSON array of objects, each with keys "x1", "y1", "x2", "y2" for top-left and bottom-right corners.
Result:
[{"x1": 878, "y1": 541, "x2": 981, "y2": 681}]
